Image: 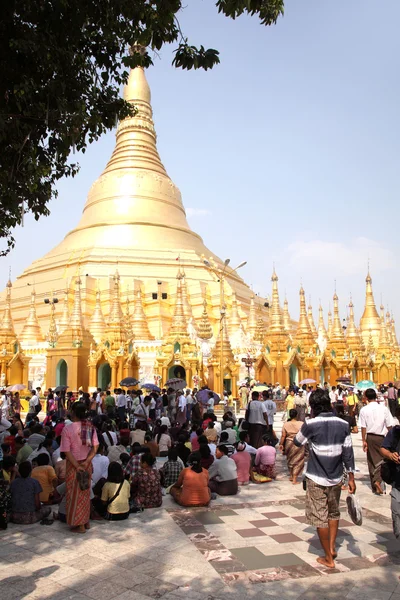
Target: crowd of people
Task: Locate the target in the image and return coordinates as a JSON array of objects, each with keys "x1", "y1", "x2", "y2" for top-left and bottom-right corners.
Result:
[{"x1": 0, "y1": 380, "x2": 400, "y2": 572}]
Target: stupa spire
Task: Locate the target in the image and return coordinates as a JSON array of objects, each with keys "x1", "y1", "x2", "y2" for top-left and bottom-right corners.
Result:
[
  {"x1": 1, "y1": 275, "x2": 15, "y2": 336},
  {"x1": 132, "y1": 289, "x2": 154, "y2": 340},
  {"x1": 247, "y1": 296, "x2": 257, "y2": 339},
  {"x1": 168, "y1": 269, "x2": 189, "y2": 339},
  {"x1": 89, "y1": 287, "x2": 106, "y2": 343},
  {"x1": 20, "y1": 289, "x2": 44, "y2": 344},
  {"x1": 69, "y1": 275, "x2": 84, "y2": 341},
  {"x1": 360, "y1": 271, "x2": 381, "y2": 347},
  {"x1": 253, "y1": 304, "x2": 266, "y2": 344},
  {"x1": 227, "y1": 292, "x2": 243, "y2": 336},
  {"x1": 124, "y1": 286, "x2": 134, "y2": 341},
  {"x1": 378, "y1": 303, "x2": 390, "y2": 352},
  {"x1": 294, "y1": 286, "x2": 314, "y2": 352},
  {"x1": 106, "y1": 270, "x2": 126, "y2": 348},
  {"x1": 269, "y1": 269, "x2": 284, "y2": 334},
  {"x1": 58, "y1": 287, "x2": 70, "y2": 335},
  {"x1": 282, "y1": 296, "x2": 291, "y2": 333},
  {"x1": 317, "y1": 304, "x2": 328, "y2": 343},
  {"x1": 198, "y1": 299, "x2": 213, "y2": 340},
  {"x1": 331, "y1": 292, "x2": 344, "y2": 341},
  {"x1": 346, "y1": 297, "x2": 362, "y2": 351},
  {"x1": 327, "y1": 308, "x2": 333, "y2": 340},
  {"x1": 386, "y1": 309, "x2": 393, "y2": 347},
  {"x1": 307, "y1": 299, "x2": 317, "y2": 339},
  {"x1": 391, "y1": 313, "x2": 399, "y2": 349}
]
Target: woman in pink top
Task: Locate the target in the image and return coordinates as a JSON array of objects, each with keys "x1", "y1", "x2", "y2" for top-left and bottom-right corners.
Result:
[
  {"x1": 60, "y1": 402, "x2": 98, "y2": 533},
  {"x1": 254, "y1": 435, "x2": 277, "y2": 479},
  {"x1": 232, "y1": 442, "x2": 251, "y2": 485}
]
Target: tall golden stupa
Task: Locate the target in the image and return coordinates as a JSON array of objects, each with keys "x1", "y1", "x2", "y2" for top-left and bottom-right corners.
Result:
[{"x1": 0, "y1": 65, "x2": 398, "y2": 394}]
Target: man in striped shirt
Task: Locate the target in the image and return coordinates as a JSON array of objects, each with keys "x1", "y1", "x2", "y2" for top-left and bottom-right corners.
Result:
[{"x1": 294, "y1": 388, "x2": 356, "y2": 569}]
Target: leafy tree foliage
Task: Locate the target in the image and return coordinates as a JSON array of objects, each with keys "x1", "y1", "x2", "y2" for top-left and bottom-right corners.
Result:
[{"x1": 0, "y1": 0, "x2": 284, "y2": 253}]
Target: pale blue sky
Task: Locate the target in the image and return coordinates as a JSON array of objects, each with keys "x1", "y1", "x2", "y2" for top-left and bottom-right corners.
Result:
[{"x1": 2, "y1": 0, "x2": 399, "y2": 327}]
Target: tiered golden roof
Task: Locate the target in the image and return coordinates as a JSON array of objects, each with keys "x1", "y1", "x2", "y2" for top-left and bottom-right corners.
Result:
[
  {"x1": 247, "y1": 296, "x2": 258, "y2": 339},
  {"x1": 360, "y1": 272, "x2": 381, "y2": 347},
  {"x1": 317, "y1": 304, "x2": 328, "y2": 343},
  {"x1": 307, "y1": 300, "x2": 318, "y2": 338},
  {"x1": 227, "y1": 292, "x2": 243, "y2": 337},
  {"x1": 131, "y1": 289, "x2": 154, "y2": 341},
  {"x1": 167, "y1": 270, "x2": 189, "y2": 341},
  {"x1": 0, "y1": 278, "x2": 15, "y2": 339},
  {"x1": 268, "y1": 270, "x2": 285, "y2": 335},
  {"x1": 106, "y1": 270, "x2": 126, "y2": 349},
  {"x1": 346, "y1": 298, "x2": 363, "y2": 352},
  {"x1": 253, "y1": 305, "x2": 267, "y2": 344},
  {"x1": 294, "y1": 286, "x2": 314, "y2": 352},
  {"x1": 282, "y1": 296, "x2": 291, "y2": 333}
]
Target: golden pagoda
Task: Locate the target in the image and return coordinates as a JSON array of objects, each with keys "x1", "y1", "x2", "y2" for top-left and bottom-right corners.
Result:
[
  {"x1": 360, "y1": 272, "x2": 381, "y2": 348},
  {"x1": 307, "y1": 300, "x2": 318, "y2": 339},
  {"x1": 19, "y1": 289, "x2": 44, "y2": 345},
  {"x1": 89, "y1": 288, "x2": 107, "y2": 344}
]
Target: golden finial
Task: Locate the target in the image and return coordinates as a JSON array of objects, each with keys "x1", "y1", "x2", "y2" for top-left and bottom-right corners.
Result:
[
  {"x1": 269, "y1": 268, "x2": 284, "y2": 335},
  {"x1": 378, "y1": 303, "x2": 390, "y2": 351},
  {"x1": 282, "y1": 296, "x2": 291, "y2": 333},
  {"x1": 307, "y1": 297, "x2": 317, "y2": 339},
  {"x1": 89, "y1": 286, "x2": 107, "y2": 343},
  {"x1": 360, "y1": 268, "x2": 381, "y2": 348},
  {"x1": 331, "y1": 291, "x2": 344, "y2": 341},
  {"x1": 294, "y1": 285, "x2": 314, "y2": 352},
  {"x1": 20, "y1": 287, "x2": 44, "y2": 344},
  {"x1": 198, "y1": 299, "x2": 213, "y2": 340},
  {"x1": 131, "y1": 288, "x2": 154, "y2": 340},
  {"x1": 318, "y1": 304, "x2": 328, "y2": 342}
]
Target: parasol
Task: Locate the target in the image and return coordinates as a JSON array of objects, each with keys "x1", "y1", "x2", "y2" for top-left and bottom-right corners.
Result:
[
  {"x1": 336, "y1": 376, "x2": 352, "y2": 383},
  {"x1": 119, "y1": 377, "x2": 140, "y2": 388},
  {"x1": 299, "y1": 379, "x2": 316, "y2": 385},
  {"x1": 54, "y1": 385, "x2": 69, "y2": 393},
  {"x1": 142, "y1": 383, "x2": 161, "y2": 392},
  {"x1": 6, "y1": 384, "x2": 26, "y2": 392},
  {"x1": 355, "y1": 380, "x2": 376, "y2": 391},
  {"x1": 196, "y1": 389, "x2": 221, "y2": 405},
  {"x1": 165, "y1": 378, "x2": 186, "y2": 390},
  {"x1": 394, "y1": 381, "x2": 400, "y2": 390},
  {"x1": 252, "y1": 385, "x2": 269, "y2": 392}
]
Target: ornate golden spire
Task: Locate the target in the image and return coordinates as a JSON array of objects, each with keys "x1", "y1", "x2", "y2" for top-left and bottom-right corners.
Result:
[
  {"x1": 47, "y1": 301, "x2": 58, "y2": 347},
  {"x1": 346, "y1": 298, "x2": 362, "y2": 351},
  {"x1": 0, "y1": 276, "x2": 15, "y2": 336},
  {"x1": 253, "y1": 304, "x2": 266, "y2": 344},
  {"x1": 20, "y1": 289, "x2": 44, "y2": 345},
  {"x1": 391, "y1": 314, "x2": 399, "y2": 349},
  {"x1": 227, "y1": 292, "x2": 243, "y2": 336},
  {"x1": 106, "y1": 270, "x2": 127, "y2": 348},
  {"x1": 197, "y1": 299, "x2": 213, "y2": 340},
  {"x1": 247, "y1": 295, "x2": 257, "y2": 339},
  {"x1": 327, "y1": 309, "x2": 333, "y2": 339},
  {"x1": 378, "y1": 304, "x2": 390, "y2": 354},
  {"x1": 58, "y1": 287, "x2": 70, "y2": 335},
  {"x1": 69, "y1": 275, "x2": 84, "y2": 342},
  {"x1": 331, "y1": 292, "x2": 344, "y2": 342},
  {"x1": 89, "y1": 287, "x2": 106, "y2": 343},
  {"x1": 269, "y1": 269, "x2": 285, "y2": 334},
  {"x1": 386, "y1": 309, "x2": 393, "y2": 347},
  {"x1": 282, "y1": 296, "x2": 291, "y2": 333},
  {"x1": 294, "y1": 286, "x2": 314, "y2": 352},
  {"x1": 307, "y1": 299, "x2": 317, "y2": 338},
  {"x1": 317, "y1": 304, "x2": 328, "y2": 343},
  {"x1": 131, "y1": 288, "x2": 154, "y2": 340},
  {"x1": 124, "y1": 286, "x2": 134, "y2": 341},
  {"x1": 211, "y1": 316, "x2": 235, "y2": 363},
  {"x1": 180, "y1": 270, "x2": 193, "y2": 321},
  {"x1": 360, "y1": 271, "x2": 381, "y2": 347},
  {"x1": 168, "y1": 269, "x2": 189, "y2": 340}
]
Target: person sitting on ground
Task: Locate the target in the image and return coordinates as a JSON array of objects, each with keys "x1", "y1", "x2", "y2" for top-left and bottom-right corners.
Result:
[
  {"x1": 1, "y1": 443, "x2": 11, "y2": 459},
  {"x1": 54, "y1": 452, "x2": 66, "y2": 484},
  {"x1": 198, "y1": 443, "x2": 214, "y2": 470},
  {"x1": 10, "y1": 461, "x2": 52, "y2": 525},
  {"x1": 143, "y1": 433, "x2": 160, "y2": 458},
  {"x1": 28, "y1": 438, "x2": 54, "y2": 466},
  {"x1": 176, "y1": 434, "x2": 191, "y2": 465},
  {"x1": 157, "y1": 425, "x2": 172, "y2": 457},
  {"x1": 219, "y1": 432, "x2": 235, "y2": 456},
  {"x1": 131, "y1": 452, "x2": 162, "y2": 509},
  {"x1": 4, "y1": 426, "x2": 18, "y2": 456},
  {"x1": 31, "y1": 453, "x2": 58, "y2": 503},
  {"x1": 28, "y1": 424, "x2": 45, "y2": 451},
  {"x1": 253, "y1": 434, "x2": 277, "y2": 480},
  {"x1": 223, "y1": 421, "x2": 237, "y2": 445},
  {"x1": 208, "y1": 445, "x2": 238, "y2": 496},
  {"x1": 129, "y1": 422, "x2": 146, "y2": 446},
  {"x1": 232, "y1": 442, "x2": 251, "y2": 485},
  {"x1": 106, "y1": 437, "x2": 128, "y2": 464},
  {"x1": 2, "y1": 455, "x2": 18, "y2": 484},
  {"x1": 101, "y1": 461, "x2": 131, "y2": 521},
  {"x1": 238, "y1": 431, "x2": 257, "y2": 456},
  {"x1": 170, "y1": 451, "x2": 211, "y2": 507},
  {"x1": 15, "y1": 438, "x2": 33, "y2": 465},
  {"x1": 124, "y1": 443, "x2": 145, "y2": 480},
  {"x1": 118, "y1": 422, "x2": 130, "y2": 446},
  {"x1": 191, "y1": 427, "x2": 204, "y2": 452},
  {"x1": 54, "y1": 418, "x2": 65, "y2": 438},
  {"x1": 160, "y1": 448, "x2": 184, "y2": 488}
]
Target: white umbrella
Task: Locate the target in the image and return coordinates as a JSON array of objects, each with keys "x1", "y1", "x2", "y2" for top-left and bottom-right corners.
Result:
[{"x1": 6, "y1": 384, "x2": 26, "y2": 392}]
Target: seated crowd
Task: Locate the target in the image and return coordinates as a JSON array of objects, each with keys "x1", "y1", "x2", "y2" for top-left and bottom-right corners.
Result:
[{"x1": 0, "y1": 387, "x2": 280, "y2": 532}]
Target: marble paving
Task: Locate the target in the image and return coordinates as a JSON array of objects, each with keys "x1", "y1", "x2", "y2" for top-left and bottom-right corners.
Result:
[{"x1": 1, "y1": 415, "x2": 400, "y2": 600}]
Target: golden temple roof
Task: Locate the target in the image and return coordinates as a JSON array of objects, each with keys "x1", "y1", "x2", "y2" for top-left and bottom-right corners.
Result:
[
  {"x1": 197, "y1": 299, "x2": 213, "y2": 340},
  {"x1": 346, "y1": 298, "x2": 363, "y2": 351},
  {"x1": 167, "y1": 270, "x2": 189, "y2": 341},
  {"x1": 294, "y1": 286, "x2": 314, "y2": 351},
  {"x1": 268, "y1": 270, "x2": 285, "y2": 335},
  {"x1": 131, "y1": 289, "x2": 154, "y2": 341}
]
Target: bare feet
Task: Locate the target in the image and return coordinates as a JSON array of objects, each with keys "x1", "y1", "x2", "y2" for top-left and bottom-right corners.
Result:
[
  {"x1": 331, "y1": 547, "x2": 337, "y2": 559},
  {"x1": 292, "y1": 479, "x2": 300, "y2": 485},
  {"x1": 316, "y1": 556, "x2": 335, "y2": 569},
  {"x1": 70, "y1": 525, "x2": 86, "y2": 534},
  {"x1": 375, "y1": 483, "x2": 384, "y2": 495}
]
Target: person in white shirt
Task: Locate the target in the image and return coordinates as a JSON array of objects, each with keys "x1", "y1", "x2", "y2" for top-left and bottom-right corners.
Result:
[
  {"x1": 160, "y1": 415, "x2": 171, "y2": 428},
  {"x1": 177, "y1": 392, "x2": 187, "y2": 426},
  {"x1": 29, "y1": 391, "x2": 39, "y2": 416},
  {"x1": 359, "y1": 388, "x2": 393, "y2": 495},
  {"x1": 185, "y1": 389, "x2": 193, "y2": 421},
  {"x1": 329, "y1": 386, "x2": 338, "y2": 406},
  {"x1": 207, "y1": 391, "x2": 215, "y2": 414},
  {"x1": 261, "y1": 391, "x2": 277, "y2": 429},
  {"x1": 247, "y1": 391, "x2": 269, "y2": 448},
  {"x1": 116, "y1": 388, "x2": 127, "y2": 420}
]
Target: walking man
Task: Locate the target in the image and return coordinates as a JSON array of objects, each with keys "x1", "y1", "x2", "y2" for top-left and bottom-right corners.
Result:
[
  {"x1": 294, "y1": 388, "x2": 355, "y2": 569},
  {"x1": 359, "y1": 388, "x2": 393, "y2": 495},
  {"x1": 380, "y1": 406, "x2": 400, "y2": 537},
  {"x1": 387, "y1": 383, "x2": 398, "y2": 418}
]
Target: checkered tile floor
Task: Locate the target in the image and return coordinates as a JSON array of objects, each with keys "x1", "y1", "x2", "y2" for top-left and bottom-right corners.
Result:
[{"x1": 168, "y1": 497, "x2": 400, "y2": 584}]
